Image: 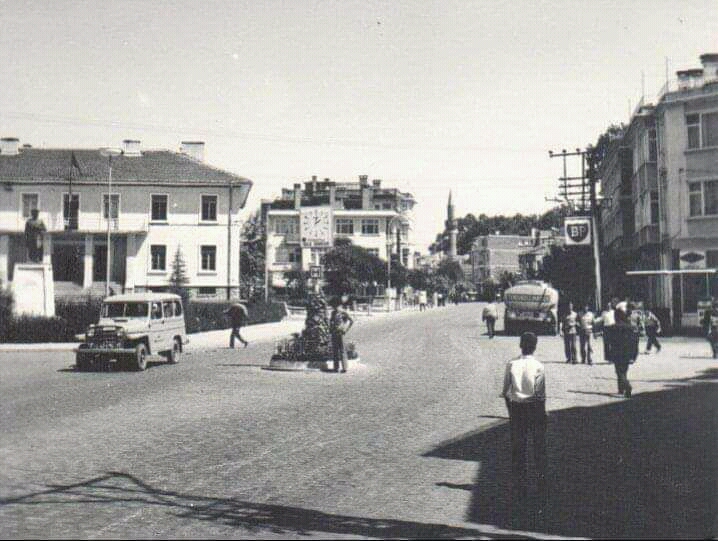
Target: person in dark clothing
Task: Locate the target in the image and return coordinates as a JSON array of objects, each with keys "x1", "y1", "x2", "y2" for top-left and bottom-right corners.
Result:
[
  {"x1": 225, "y1": 303, "x2": 248, "y2": 348},
  {"x1": 610, "y1": 308, "x2": 637, "y2": 397},
  {"x1": 702, "y1": 301, "x2": 718, "y2": 359},
  {"x1": 643, "y1": 307, "x2": 662, "y2": 353},
  {"x1": 329, "y1": 298, "x2": 353, "y2": 373}
]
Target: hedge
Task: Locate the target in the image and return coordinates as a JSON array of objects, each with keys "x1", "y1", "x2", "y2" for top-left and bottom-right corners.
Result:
[{"x1": 0, "y1": 295, "x2": 288, "y2": 344}]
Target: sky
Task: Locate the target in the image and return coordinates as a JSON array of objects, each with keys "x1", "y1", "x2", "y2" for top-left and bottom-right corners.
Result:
[{"x1": 1, "y1": 0, "x2": 717, "y2": 251}]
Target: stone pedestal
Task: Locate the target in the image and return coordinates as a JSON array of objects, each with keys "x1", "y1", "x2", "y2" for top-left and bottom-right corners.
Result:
[{"x1": 12, "y1": 263, "x2": 55, "y2": 317}]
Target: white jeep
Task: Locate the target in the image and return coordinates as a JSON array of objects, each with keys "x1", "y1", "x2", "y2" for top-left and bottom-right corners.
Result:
[{"x1": 75, "y1": 292, "x2": 188, "y2": 371}]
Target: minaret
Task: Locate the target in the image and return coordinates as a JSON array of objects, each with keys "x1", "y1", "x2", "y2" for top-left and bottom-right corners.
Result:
[{"x1": 445, "y1": 191, "x2": 458, "y2": 259}]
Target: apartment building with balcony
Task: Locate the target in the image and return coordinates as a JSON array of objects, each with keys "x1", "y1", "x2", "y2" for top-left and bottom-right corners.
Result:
[
  {"x1": 596, "y1": 53, "x2": 718, "y2": 328},
  {"x1": 0, "y1": 138, "x2": 252, "y2": 299},
  {"x1": 261, "y1": 175, "x2": 415, "y2": 291}
]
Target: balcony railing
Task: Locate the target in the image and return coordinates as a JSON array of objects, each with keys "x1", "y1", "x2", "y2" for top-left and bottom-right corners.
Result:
[{"x1": 44, "y1": 214, "x2": 149, "y2": 233}]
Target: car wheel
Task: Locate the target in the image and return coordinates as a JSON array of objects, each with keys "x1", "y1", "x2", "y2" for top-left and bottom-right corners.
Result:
[
  {"x1": 76, "y1": 354, "x2": 91, "y2": 372},
  {"x1": 167, "y1": 337, "x2": 181, "y2": 364},
  {"x1": 134, "y1": 343, "x2": 148, "y2": 371}
]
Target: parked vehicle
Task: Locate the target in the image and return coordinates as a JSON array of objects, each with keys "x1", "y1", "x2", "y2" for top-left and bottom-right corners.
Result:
[
  {"x1": 503, "y1": 280, "x2": 559, "y2": 335},
  {"x1": 75, "y1": 292, "x2": 188, "y2": 371}
]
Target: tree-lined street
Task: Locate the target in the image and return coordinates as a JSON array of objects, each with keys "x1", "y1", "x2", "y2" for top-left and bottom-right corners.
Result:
[{"x1": 1, "y1": 303, "x2": 717, "y2": 538}]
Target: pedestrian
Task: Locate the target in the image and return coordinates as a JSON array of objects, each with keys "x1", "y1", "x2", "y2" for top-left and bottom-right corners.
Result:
[
  {"x1": 329, "y1": 297, "x2": 353, "y2": 373},
  {"x1": 701, "y1": 300, "x2": 718, "y2": 359},
  {"x1": 501, "y1": 331, "x2": 547, "y2": 526},
  {"x1": 578, "y1": 304, "x2": 595, "y2": 365},
  {"x1": 418, "y1": 290, "x2": 428, "y2": 312},
  {"x1": 596, "y1": 301, "x2": 616, "y2": 362},
  {"x1": 561, "y1": 302, "x2": 578, "y2": 363},
  {"x1": 224, "y1": 302, "x2": 249, "y2": 348},
  {"x1": 610, "y1": 308, "x2": 637, "y2": 398},
  {"x1": 482, "y1": 295, "x2": 499, "y2": 338},
  {"x1": 643, "y1": 307, "x2": 662, "y2": 354}
]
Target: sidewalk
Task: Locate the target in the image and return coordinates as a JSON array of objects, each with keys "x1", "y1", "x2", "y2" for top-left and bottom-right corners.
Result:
[{"x1": 0, "y1": 303, "x2": 425, "y2": 353}]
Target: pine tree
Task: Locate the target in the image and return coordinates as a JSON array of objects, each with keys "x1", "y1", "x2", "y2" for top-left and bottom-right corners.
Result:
[{"x1": 169, "y1": 246, "x2": 189, "y2": 299}]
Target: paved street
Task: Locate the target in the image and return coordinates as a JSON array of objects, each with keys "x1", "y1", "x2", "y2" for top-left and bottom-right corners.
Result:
[{"x1": 1, "y1": 303, "x2": 716, "y2": 539}]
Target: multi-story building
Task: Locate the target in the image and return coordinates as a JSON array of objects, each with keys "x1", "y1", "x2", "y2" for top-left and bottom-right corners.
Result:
[
  {"x1": 597, "y1": 53, "x2": 718, "y2": 328},
  {"x1": 262, "y1": 175, "x2": 416, "y2": 291},
  {"x1": 0, "y1": 138, "x2": 252, "y2": 300},
  {"x1": 471, "y1": 230, "x2": 562, "y2": 290}
]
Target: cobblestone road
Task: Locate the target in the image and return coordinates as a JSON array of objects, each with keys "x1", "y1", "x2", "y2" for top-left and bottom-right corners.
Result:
[{"x1": 0, "y1": 303, "x2": 716, "y2": 538}]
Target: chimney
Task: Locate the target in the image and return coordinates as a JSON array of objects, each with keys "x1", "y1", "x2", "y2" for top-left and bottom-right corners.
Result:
[
  {"x1": 372, "y1": 178, "x2": 381, "y2": 188},
  {"x1": 700, "y1": 53, "x2": 718, "y2": 83},
  {"x1": 122, "y1": 139, "x2": 142, "y2": 157},
  {"x1": 180, "y1": 141, "x2": 205, "y2": 162},
  {"x1": 293, "y1": 183, "x2": 302, "y2": 209},
  {"x1": 359, "y1": 174, "x2": 369, "y2": 187},
  {"x1": 0, "y1": 137, "x2": 20, "y2": 155},
  {"x1": 361, "y1": 185, "x2": 373, "y2": 210}
]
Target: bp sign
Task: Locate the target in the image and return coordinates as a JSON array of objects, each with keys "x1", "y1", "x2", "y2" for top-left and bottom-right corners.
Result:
[{"x1": 564, "y1": 217, "x2": 591, "y2": 246}]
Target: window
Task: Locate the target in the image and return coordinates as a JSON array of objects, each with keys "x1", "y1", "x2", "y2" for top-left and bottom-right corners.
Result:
[
  {"x1": 705, "y1": 180, "x2": 718, "y2": 215},
  {"x1": 22, "y1": 193, "x2": 38, "y2": 218},
  {"x1": 162, "y1": 300, "x2": 174, "y2": 317},
  {"x1": 361, "y1": 219, "x2": 379, "y2": 235},
  {"x1": 151, "y1": 302, "x2": 163, "y2": 320},
  {"x1": 200, "y1": 245, "x2": 217, "y2": 271},
  {"x1": 402, "y1": 248, "x2": 410, "y2": 266},
  {"x1": 689, "y1": 182, "x2": 703, "y2": 216},
  {"x1": 198, "y1": 287, "x2": 217, "y2": 296},
  {"x1": 150, "y1": 245, "x2": 167, "y2": 271},
  {"x1": 274, "y1": 217, "x2": 298, "y2": 235},
  {"x1": 151, "y1": 195, "x2": 168, "y2": 221},
  {"x1": 173, "y1": 300, "x2": 183, "y2": 316},
  {"x1": 702, "y1": 112, "x2": 718, "y2": 148},
  {"x1": 335, "y1": 218, "x2": 354, "y2": 235},
  {"x1": 648, "y1": 128, "x2": 657, "y2": 162},
  {"x1": 707, "y1": 250, "x2": 718, "y2": 268},
  {"x1": 62, "y1": 193, "x2": 79, "y2": 229},
  {"x1": 201, "y1": 195, "x2": 217, "y2": 221},
  {"x1": 102, "y1": 194, "x2": 119, "y2": 219},
  {"x1": 687, "y1": 114, "x2": 700, "y2": 149},
  {"x1": 274, "y1": 246, "x2": 300, "y2": 263},
  {"x1": 650, "y1": 191, "x2": 659, "y2": 224},
  {"x1": 366, "y1": 248, "x2": 379, "y2": 258}
]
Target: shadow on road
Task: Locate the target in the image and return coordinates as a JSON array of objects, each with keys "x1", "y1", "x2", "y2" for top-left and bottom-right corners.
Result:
[
  {"x1": 424, "y1": 368, "x2": 718, "y2": 538},
  {"x1": 0, "y1": 472, "x2": 522, "y2": 539}
]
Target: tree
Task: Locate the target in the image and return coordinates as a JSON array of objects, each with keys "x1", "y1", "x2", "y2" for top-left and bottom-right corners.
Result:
[
  {"x1": 322, "y1": 238, "x2": 387, "y2": 298},
  {"x1": 539, "y1": 244, "x2": 595, "y2": 309},
  {"x1": 239, "y1": 210, "x2": 266, "y2": 301},
  {"x1": 169, "y1": 246, "x2": 190, "y2": 305}
]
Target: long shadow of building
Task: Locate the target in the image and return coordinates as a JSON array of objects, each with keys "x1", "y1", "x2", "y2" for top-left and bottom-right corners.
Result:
[{"x1": 425, "y1": 368, "x2": 718, "y2": 538}]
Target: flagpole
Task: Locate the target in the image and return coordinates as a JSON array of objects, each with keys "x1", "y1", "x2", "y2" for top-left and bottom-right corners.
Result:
[{"x1": 100, "y1": 148, "x2": 122, "y2": 296}]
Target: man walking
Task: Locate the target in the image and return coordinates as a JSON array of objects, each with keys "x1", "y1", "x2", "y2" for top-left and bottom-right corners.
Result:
[
  {"x1": 596, "y1": 300, "x2": 616, "y2": 362},
  {"x1": 482, "y1": 295, "x2": 499, "y2": 338},
  {"x1": 611, "y1": 309, "x2": 637, "y2": 397},
  {"x1": 643, "y1": 307, "x2": 662, "y2": 353},
  {"x1": 561, "y1": 302, "x2": 578, "y2": 364},
  {"x1": 225, "y1": 303, "x2": 249, "y2": 348},
  {"x1": 329, "y1": 297, "x2": 353, "y2": 373},
  {"x1": 578, "y1": 304, "x2": 595, "y2": 364},
  {"x1": 501, "y1": 332, "x2": 547, "y2": 528}
]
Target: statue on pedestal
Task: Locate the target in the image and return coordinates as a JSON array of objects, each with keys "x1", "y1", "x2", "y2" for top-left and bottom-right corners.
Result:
[{"x1": 25, "y1": 209, "x2": 46, "y2": 263}]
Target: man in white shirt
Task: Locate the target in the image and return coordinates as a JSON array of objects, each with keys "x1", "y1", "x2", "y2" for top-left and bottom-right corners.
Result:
[{"x1": 501, "y1": 332, "x2": 547, "y2": 521}]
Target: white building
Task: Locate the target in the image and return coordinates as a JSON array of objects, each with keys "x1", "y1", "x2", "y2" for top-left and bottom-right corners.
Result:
[
  {"x1": 262, "y1": 175, "x2": 416, "y2": 291},
  {"x1": 0, "y1": 138, "x2": 252, "y2": 300}
]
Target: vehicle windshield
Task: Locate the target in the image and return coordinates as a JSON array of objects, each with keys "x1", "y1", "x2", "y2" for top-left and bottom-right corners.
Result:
[{"x1": 102, "y1": 302, "x2": 149, "y2": 318}]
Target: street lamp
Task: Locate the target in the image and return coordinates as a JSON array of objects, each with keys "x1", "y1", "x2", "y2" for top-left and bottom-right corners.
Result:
[{"x1": 100, "y1": 148, "x2": 122, "y2": 297}]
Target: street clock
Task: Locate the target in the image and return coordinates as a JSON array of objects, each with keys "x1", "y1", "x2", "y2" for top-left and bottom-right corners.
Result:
[{"x1": 300, "y1": 206, "x2": 332, "y2": 247}]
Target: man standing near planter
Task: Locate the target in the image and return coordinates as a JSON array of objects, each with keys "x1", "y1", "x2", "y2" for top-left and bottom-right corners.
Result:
[{"x1": 329, "y1": 297, "x2": 353, "y2": 373}]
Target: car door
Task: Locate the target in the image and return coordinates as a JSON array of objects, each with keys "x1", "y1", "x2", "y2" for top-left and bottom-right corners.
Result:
[{"x1": 149, "y1": 301, "x2": 164, "y2": 353}]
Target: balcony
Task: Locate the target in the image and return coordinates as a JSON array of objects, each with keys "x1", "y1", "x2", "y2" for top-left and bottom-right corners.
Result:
[{"x1": 44, "y1": 213, "x2": 149, "y2": 233}]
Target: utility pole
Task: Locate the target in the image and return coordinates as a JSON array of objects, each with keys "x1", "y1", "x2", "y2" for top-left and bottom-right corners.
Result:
[{"x1": 548, "y1": 147, "x2": 602, "y2": 309}]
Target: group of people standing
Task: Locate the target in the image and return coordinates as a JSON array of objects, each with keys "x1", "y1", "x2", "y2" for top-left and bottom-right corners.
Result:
[{"x1": 560, "y1": 298, "x2": 663, "y2": 398}]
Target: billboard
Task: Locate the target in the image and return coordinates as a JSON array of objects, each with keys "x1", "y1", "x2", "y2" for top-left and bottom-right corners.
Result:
[{"x1": 564, "y1": 217, "x2": 591, "y2": 246}]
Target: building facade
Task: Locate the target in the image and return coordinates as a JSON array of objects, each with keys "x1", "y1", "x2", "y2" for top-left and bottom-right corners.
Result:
[
  {"x1": 597, "y1": 53, "x2": 718, "y2": 328},
  {"x1": 0, "y1": 138, "x2": 252, "y2": 300},
  {"x1": 262, "y1": 175, "x2": 415, "y2": 291}
]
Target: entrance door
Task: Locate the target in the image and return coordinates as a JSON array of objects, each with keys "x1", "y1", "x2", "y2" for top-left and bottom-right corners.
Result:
[
  {"x1": 52, "y1": 243, "x2": 84, "y2": 284},
  {"x1": 94, "y1": 245, "x2": 107, "y2": 282}
]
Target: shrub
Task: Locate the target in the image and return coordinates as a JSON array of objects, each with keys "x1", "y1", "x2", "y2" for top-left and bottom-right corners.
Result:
[
  {"x1": 186, "y1": 299, "x2": 288, "y2": 334},
  {"x1": 0, "y1": 283, "x2": 14, "y2": 341},
  {"x1": 3, "y1": 316, "x2": 69, "y2": 343},
  {"x1": 55, "y1": 296, "x2": 104, "y2": 338}
]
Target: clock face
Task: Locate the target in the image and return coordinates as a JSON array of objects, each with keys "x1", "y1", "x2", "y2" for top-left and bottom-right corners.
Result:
[{"x1": 300, "y1": 207, "x2": 332, "y2": 247}]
